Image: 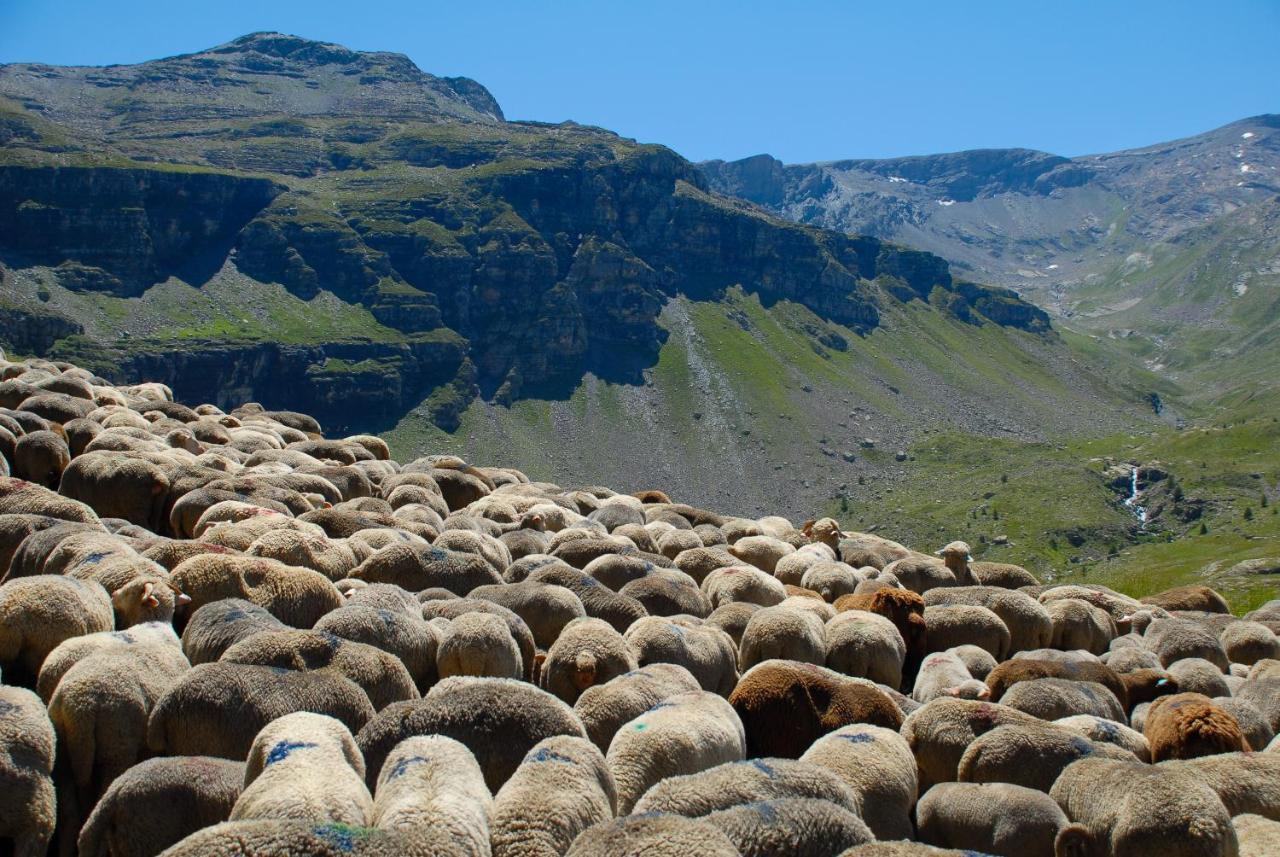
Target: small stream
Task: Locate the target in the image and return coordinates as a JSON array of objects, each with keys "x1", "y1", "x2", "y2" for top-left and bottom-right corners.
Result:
[{"x1": 1123, "y1": 465, "x2": 1148, "y2": 526}]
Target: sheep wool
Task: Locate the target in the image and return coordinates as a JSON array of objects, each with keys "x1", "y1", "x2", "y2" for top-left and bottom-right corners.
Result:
[
  {"x1": 490, "y1": 735, "x2": 616, "y2": 857},
  {"x1": 564, "y1": 813, "x2": 739, "y2": 857},
  {"x1": 371, "y1": 735, "x2": 493, "y2": 857},
  {"x1": 916, "y1": 781, "x2": 1067, "y2": 857},
  {"x1": 703, "y1": 796, "x2": 874, "y2": 857},
  {"x1": 0, "y1": 685, "x2": 56, "y2": 857},
  {"x1": 1144, "y1": 692, "x2": 1250, "y2": 761},
  {"x1": 800, "y1": 723, "x2": 919, "y2": 841},
  {"x1": 77, "y1": 756, "x2": 244, "y2": 857},
  {"x1": 606, "y1": 689, "x2": 747, "y2": 814},
  {"x1": 631, "y1": 757, "x2": 858, "y2": 817},
  {"x1": 231, "y1": 712, "x2": 372, "y2": 826},
  {"x1": 574, "y1": 662, "x2": 702, "y2": 752}
]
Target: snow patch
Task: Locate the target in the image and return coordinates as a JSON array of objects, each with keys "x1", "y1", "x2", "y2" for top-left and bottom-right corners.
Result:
[
  {"x1": 1047, "y1": 264, "x2": 1059, "y2": 270},
  {"x1": 887, "y1": 176, "x2": 908, "y2": 183},
  {"x1": 1241, "y1": 164, "x2": 1253, "y2": 173},
  {"x1": 937, "y1": 199, "x2": 955, "y2": 207},
  {"x1": 1234, "y1": 279, "x2": 1248, "y2": 296},
  {"x1": 1242, "y1": 131, "x2": 1255, "y2": 139}
]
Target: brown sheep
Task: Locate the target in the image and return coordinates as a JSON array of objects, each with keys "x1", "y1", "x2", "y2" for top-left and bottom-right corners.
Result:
[
  {"x1": 169, "y1": 554, "x2": 343, "y2": 629},
  {"x1": 985, "y1": 659, "x2": 1131, "y2": 707},
  {"x1": 1141, "y1": 585, "x2": 1232, "y2": 614},
  {"x1": 729, "y1": 660, "x2": 903, "y2": 758},
  {"x1": 1144, "y1": 692, "x2": 1250, "y2": 762}
]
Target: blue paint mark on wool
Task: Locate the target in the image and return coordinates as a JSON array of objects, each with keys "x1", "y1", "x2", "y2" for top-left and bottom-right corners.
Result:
[
  {"x1": 313, "y1": 823, "x2": 359, "y2": 852},
  {"x1": 386, "y1": 755, "x2": 428, "y2": 780},
  {"x1": 529, "y1": 747, "x2": 575, "y2": 764},
  {"x1": 266, "y1": 739, "x2": 317, "y2": 766},
  {"x1": 840, "y1": 732, "x2": 874, "y2": 744},
  {"x1": 750, "y1": 759, "x2": 776, "y2": 777}
]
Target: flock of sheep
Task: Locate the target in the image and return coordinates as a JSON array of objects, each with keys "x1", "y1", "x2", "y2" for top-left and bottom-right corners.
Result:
[{"x1": 0, "y1": 351, "x2": 1277, "y2": 857}]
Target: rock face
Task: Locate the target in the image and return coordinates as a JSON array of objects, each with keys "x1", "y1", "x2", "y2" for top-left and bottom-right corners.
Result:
[{"x1": 0, "y1": 32, "x2": 1050, "y2": 430}]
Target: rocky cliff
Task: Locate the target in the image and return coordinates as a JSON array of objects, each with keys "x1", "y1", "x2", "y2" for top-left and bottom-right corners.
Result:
[{"x1": 0, "y1": 32, "x2": 1052, "y2": 434}]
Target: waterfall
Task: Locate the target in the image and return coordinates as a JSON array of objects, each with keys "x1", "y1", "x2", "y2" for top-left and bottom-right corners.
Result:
[{"x1": 1123, "y1": 465, "x2": 1148, "y2": 524}]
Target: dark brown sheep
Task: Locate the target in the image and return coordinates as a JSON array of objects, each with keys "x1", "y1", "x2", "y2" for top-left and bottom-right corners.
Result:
[
  {"x1": 728, "y1": 660, "x2": 903, "y2": 758},
  {"x1": 985, "y1": 658, "x2": 1130, "y2": 707}
]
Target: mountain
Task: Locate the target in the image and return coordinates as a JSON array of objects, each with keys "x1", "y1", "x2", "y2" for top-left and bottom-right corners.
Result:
[
  {"x1": 701, "y1": 117, "x2": 1280, "y2": 406},
  {"x1": 0, "y1": 33, "x2": 1167, "y2": 529}
]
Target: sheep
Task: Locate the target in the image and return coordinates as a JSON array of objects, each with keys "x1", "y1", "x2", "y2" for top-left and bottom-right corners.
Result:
[
  {"x1": 702, "y1": 565, "x2": 787, "y2": 608},
  {"x1": 834, "y1": 587, "x2": 928, "y2": 682},
  {"x1": 170, "y1": 554, "x2": 343, "y2": 628},
  {"x1": 421, "y1": 598, "x2": 537, "y2": 681},
  {"x1": 1236, "y1": 677, "x2": 1280, "y2": 732},
  {"x1": 0, "y1": 575, "x2": 114, "y2": 679},
  {"x1": 1051, "y1": 757, "x2": 1238, "y2": 857},
  {"x1": 1043, "y1": 598, "x2": 1115, "y2": 655},
  {"x1": 59, "y1": 451, "x2": 171, "y2": 532},
  {"x1": 705, "y1": 601, "x2": 761, "y2": 647},
  {"x1": 541, "y1": 617, "x2": 637, "y2": 704},
  {"x1": 157, "y1": 818, "x2": 467, "y2": 856},
  {"x1": 969, "y1": 560, "x2": 1039, "y2": 589},
  {"x1": 490, "y1": 735, "x2": 616, "y2": 857},
  {"x1": 924, "y1": 586, "x2": 1052, "y2": 654},
  {"x1": 434, "y1": 612, "x2": 523, "y2": 681},
  {"x1": 619, "y1": 570, "x2": 712, "y2": 618},
  {"x1": 1166, "y1": 657, "x2": 1232, "y2": 698},
  {"x1": 13, "y1": 430, "x2": 70, "y2": 488},
  {"x1": 882, "y1": 553, "x2": 956, "y2": 593},
  {"x1": 36, "y1": 620, "x2": 179, "y2": 702},
  {"x1": 148, "y1": 662, "x2": 375, "y2": 759},
  {"x1": 1161, "y1": 751, "x2": 1280, "y2": 820},
  {"x1": 180, "y1": 598, "x2": 288, "y2": 665},
  {"x1": 525, "y1": 562, "x2": 648, "y2": 634},
  {"x1": 245, "y1": 529, "x2": 358, "y2": 581},
  {"x1": 1100, "y1": 644, "x2": 1163, "y2": 672},
  {"x1": 605, "y1": 689, "x2": 746, "y2": 814},
  {"x1": 800, "y1": 560, "x2": 861, "y2": 602},
  {"x1": 369, "y1": 734, "x2": 492, "y2": 855},
  {"x1": 730, "y1": 660, "x2": 903, "y2": 758},
  {"x1": 48, "y1": 641, "x2": 190, "y2": 827},
  {"x1": 1145, "y1": 617, "x2": 1230, "y2": 670},
  {"x1": 1221, "y1": 620, "x2": 1280, "y2": 665},
  {"x1": 738, "y1": 604, "x2": 827, "y2": 670},
  {"x1": 77, "y1": 756, "x2": 244, "y2": 857},
  {"x1": 957, "y1": 720, "x2": 1136, "y2": 792},
  {"x1": 726, "y1": 534, "x2": 795, "y2": 574},
  {"x1": 998, "y1": 677, "x2": 1126, "y2": 722},
  {"x1": 470, "y1": 580, "x2": 587, "y2": 649},
  {"x1": 351, "y1": 541, "x2": 503, "y2": 593},
  {"x1": 219, "y1": 629, "x2": 418, "y2": 711},
  {"x1": 1144, "y1": 692, "x2": 1250, "y2": 761},
  {"x1": 1141, "y1": 584, "x2": 1232, "y2": 614},
  {"x1": 583, "y1": 552, "x2": 664, "y2": 589},
  {"x1": 1054, "y1": 712, "x2": 1151, "y2": 759},
  {"x1": 824, "y1": 609, "x2": 906, "y2": 688},
  {"x1": 231, "y1": 712, "x2": 372, "y2": 826},
  {"x1": 564, "y1": 813, "x2": 739, "y2": 857},
  {"x1": 899, "y1": 697, "x2": 1045, "y2": 790},
  {"x1": 703, "y1": 796, "x2": 874, "y2": 857},
  {"x1": 916, "y1": 781, "x2": 1068, "y2": 857},
  {"x1": 923, "y1": 604, "x2": 1011, "y2": 661},
  {"x1": 934, "y1": 540, "x2": 979, "y2": 586},
  {"x1": 800, "y1": 723, "x2": 918, "y2": 840},
  {"x1": 624, "y1": 616, "x2": 739, "y2": 695},
  {"x1": 314, "y1": 604, "x2": 438, "y2": 691},
  {"x1": 574, "y1": 662, "x2": 702, "y2": 752},
  {"x1": 1214, "y1": 697, "x2": 1275, "y2": 750},
  {"x1": 672, "y1": 546, "x2": 743, "y2": 584},
  {"x1": 913, "y1": 651, "x2": 990, "y2": 703},
  {"x1": 632, "y1": 756, "x2": 857, "y2": 817},
  {"x1": 1235, "y1": 814, "x2": 1280, "y2": 857},
  {"x1": 0, "y1": 476, "x2": 100, "y2": 524},
  {"x1": 356, "y1": 676, "x2": 586, "y2": 792},
  {"x1": 0, "y1": 685, "x2": 55, "y2": 857}
]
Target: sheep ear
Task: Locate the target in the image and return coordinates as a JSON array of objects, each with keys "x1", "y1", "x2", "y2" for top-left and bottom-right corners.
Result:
[
  {"x1": 140, "y1": 581, "x2": 158, "y2": 607},
  {"x1": 965, "y1": 554, "x2": 973, "y2": 561}
]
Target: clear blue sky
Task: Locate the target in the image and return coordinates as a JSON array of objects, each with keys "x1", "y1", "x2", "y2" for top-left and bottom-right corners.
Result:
[{"x1": 2, "y1": 1, "x2": 1276, "y2": 163}]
